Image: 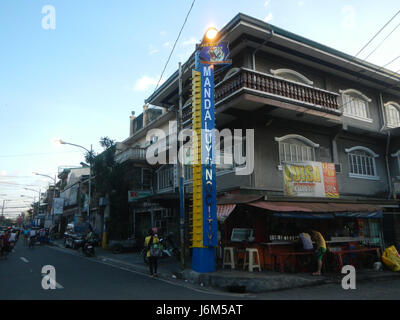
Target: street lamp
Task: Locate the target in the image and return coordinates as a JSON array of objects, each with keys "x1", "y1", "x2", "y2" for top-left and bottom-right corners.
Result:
[
  {"x1": 24, "y1": 187, "x2": 41, "y2": 224},
  {"x1": 33, "y1": 172, "x2": 57, "y2": 225},
  {"x1": 56, "y1": 139, "x2": 93, "y2": 225}
]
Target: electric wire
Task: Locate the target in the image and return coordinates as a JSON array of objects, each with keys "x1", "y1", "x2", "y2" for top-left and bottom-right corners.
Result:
[{"x1": 153, "y1": 0, "x2": 196, "y2": 93}]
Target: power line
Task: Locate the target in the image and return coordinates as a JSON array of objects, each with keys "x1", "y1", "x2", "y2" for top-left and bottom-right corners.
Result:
[
  {"x1": 153, "y1": 0, "x2": 196, "y2": 92},
  {"x1": 363, "y1": 20, "x2": 400, "y2": 61},
  {"x1": 354, "y1": 9, "x2": 400, "y2": 58},
  {"x1": 0, "y1": 151, "x2": 80, "y2": 158}
]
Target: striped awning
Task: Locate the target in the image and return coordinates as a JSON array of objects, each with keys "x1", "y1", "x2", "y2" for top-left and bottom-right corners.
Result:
[{"x1": 217, "y1": 204, "x2": 237, "y2": 221}]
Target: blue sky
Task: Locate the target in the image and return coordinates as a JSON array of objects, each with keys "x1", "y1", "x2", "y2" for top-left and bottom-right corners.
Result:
[{"x1": 1, "y1": 0, "x2": 400, "y2": 216}]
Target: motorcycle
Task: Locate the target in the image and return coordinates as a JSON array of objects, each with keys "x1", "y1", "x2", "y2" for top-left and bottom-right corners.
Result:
[{"x1": 83, "y1": 239, "x2": 95, "y2": 257}]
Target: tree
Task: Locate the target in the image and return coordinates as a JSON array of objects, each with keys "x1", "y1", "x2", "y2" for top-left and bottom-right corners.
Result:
[{"x1": 99, "y1": 137, "x2": 116, "y2": 150}]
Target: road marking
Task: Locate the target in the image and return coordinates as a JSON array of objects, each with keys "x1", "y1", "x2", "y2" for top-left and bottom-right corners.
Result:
[
  {"x1": 20, "y1": 257, "x2": 29, "y2": 263},
  {"x1": 48, "y1": 245, "x2": 252, "y2": 298}
]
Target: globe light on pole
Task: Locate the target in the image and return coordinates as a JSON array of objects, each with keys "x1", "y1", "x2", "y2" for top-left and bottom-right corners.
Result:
[{"x1": 205, "y1": 27, "x2": 218, "y2": 41}]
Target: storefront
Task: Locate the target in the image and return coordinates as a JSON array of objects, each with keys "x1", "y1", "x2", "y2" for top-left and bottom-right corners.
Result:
[{"x1": 219, "y1": 200, "x2": 385, "y2": 273}]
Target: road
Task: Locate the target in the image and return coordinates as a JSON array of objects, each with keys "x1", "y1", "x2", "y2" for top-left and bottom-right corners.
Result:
[{"x1": 1, "y1": 240, "x2": 399, "y2": 301}]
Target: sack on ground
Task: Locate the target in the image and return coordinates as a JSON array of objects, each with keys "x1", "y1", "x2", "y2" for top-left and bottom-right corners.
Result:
[
  {"x1": 381, "y1": 245, "x2": 400, "y2": 272},
  {"x1": 150, "y1": 243, "x2": 162, "y2": 257}
]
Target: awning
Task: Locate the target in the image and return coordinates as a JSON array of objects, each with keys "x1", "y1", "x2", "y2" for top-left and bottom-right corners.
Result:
[
  {"x1": 247, "y1": 201, "x2": 383, "y2": 219},
  {"x1": 217, "y1": 204, "x2": 237, "y2": 221}
]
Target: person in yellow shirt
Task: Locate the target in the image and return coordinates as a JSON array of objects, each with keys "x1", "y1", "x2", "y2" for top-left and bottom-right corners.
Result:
[
  {"x1": 144, "y1": 228, "x2": 160, "y2": 278},
  {"x1": 310, "y1": 230, "x2": 326, "y2": 276}
]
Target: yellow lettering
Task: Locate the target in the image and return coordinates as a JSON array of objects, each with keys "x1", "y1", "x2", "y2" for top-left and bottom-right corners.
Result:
[
  {"x1": 305, "y1": 166, "x2": 314, "y2": 182},
  {"x1": 314, "y1": 166, "x2": 321, "y2": 183}
]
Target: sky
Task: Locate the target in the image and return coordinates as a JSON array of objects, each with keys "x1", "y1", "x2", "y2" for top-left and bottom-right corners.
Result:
[{"x1": 1, "y1": 0, "x2": 400, "y2": 217}]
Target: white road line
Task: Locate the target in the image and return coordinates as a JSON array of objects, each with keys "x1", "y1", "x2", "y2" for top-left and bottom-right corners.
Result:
[
  {"x1": 48, "y1": 245, "x2": 252, "y2": 298},
  {"x1": 20, "y1": 257, "x2": 29, "y2": 263}
]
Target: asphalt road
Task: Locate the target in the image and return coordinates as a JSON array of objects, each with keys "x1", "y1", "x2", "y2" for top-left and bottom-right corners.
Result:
[
  {"x1": 0, "y1": 240, "x2": 251, "y2": 300},
  {"x1": 1, "y1": 240, "x2": 399, "y2": 301}
]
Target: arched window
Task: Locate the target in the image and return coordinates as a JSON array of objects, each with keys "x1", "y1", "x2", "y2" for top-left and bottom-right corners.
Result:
[
  {"x1": 345, "y1": 146, "x2": 379, "y2": 180},
  {"x1": 275, "y1": 134, "x2": 319, "y2": 165},
  {"x1": 385, "y1": 102, "x2": 400, "y2": 128},
  {"x1": 270, "y1": 68, "x2": 314, "y2": 85},
  {"x1": 339, "y1": 89, "x2": 372, "y2": 122}
]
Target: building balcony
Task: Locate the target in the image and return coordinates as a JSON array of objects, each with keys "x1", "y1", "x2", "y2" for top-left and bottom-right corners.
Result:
[
  {"x1": 115, "y1": 147, "x2": 148, "y2": 164},
  {"x1": 215, "y1": 68, "x2": 342, "y2": 126}
]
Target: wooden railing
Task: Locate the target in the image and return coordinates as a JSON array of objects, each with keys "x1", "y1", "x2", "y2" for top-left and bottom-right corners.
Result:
[{"x1": 215, "y1": 68, "x2": 340, "y2": 112}]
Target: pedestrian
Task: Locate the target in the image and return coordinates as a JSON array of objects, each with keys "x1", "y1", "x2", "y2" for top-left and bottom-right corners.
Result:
[
  {"x1": 29, "y1": 228, "x2": 36, "y2": 248},
  {"x1": 23, "y1": 227, "x2": 29, "y2": 247},
  {"x1": 144, "y1": 228, "x2": 161, "y2": 278},
  {"x1": 310, "y1": 230, "x2": 327, "y2": 276}
]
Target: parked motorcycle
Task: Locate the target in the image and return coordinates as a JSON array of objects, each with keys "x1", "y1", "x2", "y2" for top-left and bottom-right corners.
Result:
[{"x1": 83, "y1": 239, "x2": 95, "y2": 257}]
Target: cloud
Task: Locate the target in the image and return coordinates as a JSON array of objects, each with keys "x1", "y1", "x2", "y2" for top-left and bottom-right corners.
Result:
[
  {"x1": 264, "y1": 13, "x2": 273, "y2": 23},
  {"x1": 148, "y1": 45, "x2": 159, "y2": 55},
  {"x1": 133, "y1": 76, "x2": 165, "y2": 92},
  {"x1": 163, "y1": 42, "x2": 172, "y2": 48},
  {"x1": 264, "y1": 0, "x2": 270, "y2": 8},
  {"x1": 298, "y1": 1, "x2": 304, "y2": 6},
  {"x1": 182, "y1": 37, "x2": 198, "y2": 47},
  {"x1": 341, "y1": 5, "x2": 355, "y2": 29}
]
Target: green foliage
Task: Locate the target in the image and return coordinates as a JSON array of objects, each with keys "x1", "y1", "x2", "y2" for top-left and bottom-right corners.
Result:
[
  {"x1": 92, "y1": 144, "x2": 131, "y2": 240},
  {"x1": 99, "y1": 137, "x2": 116, "y2": 150}
]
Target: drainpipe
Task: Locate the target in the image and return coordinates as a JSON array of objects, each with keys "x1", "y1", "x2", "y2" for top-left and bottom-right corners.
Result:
[
  {"x1": 378, "y1": 93, "x2": 393, "y2": 199},
  {"x1": 251, "y1": 30, "x2": 274, "y2": 70}
]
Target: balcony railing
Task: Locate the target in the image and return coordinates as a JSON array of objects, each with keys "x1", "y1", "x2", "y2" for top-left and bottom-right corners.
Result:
[
  {"x1": 115, "y1": 147, "x2": 147, "y2": 164},
  {"x1": 215, "y1": 68, "x2": 340, "y2": 113}
]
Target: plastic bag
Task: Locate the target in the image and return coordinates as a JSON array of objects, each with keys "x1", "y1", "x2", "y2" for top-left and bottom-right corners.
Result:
[
  {"x1": 150, "y1": 243, "x2": 163, "y2": 257},
  {"x1": 381, "y1": 245, "x2": 400, "y2": 272}
]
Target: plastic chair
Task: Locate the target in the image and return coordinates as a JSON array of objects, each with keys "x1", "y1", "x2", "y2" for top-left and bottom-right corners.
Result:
[
  {"x1": 223, "y1": 247, "x2": 237, "y2": 270},
  {"x1": 243, "y1": 248, "x2": 262, "y2": 272}
]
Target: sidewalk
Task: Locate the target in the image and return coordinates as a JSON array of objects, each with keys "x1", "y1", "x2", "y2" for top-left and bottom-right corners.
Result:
[{"x1": 49, "y1": 239, "x2": 400, "y2": 293}]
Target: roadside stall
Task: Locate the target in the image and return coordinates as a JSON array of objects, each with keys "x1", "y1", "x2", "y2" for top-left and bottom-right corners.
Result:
[{"x1": 220, "y1": 201, "x2": 384, "y2": 273}]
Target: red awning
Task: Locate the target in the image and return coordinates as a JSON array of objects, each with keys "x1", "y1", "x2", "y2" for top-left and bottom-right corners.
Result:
[
  {"x1": 247, "y1": 201, "x2": 382, "y2": 213},
  {"x1": 217, "y1": 204, "x2": 237, "y2": 221}
]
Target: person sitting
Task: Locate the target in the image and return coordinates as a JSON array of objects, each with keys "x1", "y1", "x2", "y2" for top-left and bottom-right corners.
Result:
[{"x1": 299, "y1": 232, "x2": 314, "y2": 251}]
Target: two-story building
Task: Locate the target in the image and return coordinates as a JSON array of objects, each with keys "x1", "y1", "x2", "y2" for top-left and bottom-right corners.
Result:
[{"x1": 116, "y1": 13, "x2": 400, "y2": 256}]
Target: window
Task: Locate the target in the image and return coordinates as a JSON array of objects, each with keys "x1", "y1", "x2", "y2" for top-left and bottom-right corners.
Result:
[
  {"x1": 385, "y1": 102, "x2": 400, "y2": 128},
  {"x1": 216, "y1": 134, "x2": 246, "y2": 174},
  {"x1": 157, "y1": 165, "x2": 174, "y2": 190},
  {"x1": 391, "y1": 150, "x2": 400, "y2": 178},
  {"x1": 339, "y1": 89, "x2": 372, "y2": 122},
  {"x1": 141, "y1": 168, "x2": 152, "y2": 190},
  {"x1": 270, "y1": 68, "x2": 313, "y2": 85},
  {"x1": 345, "y1": 146, "x2": 379, "y2": 180},
  {"x1": 275, "y1": 134, "x2": 319, "y2": 167}
]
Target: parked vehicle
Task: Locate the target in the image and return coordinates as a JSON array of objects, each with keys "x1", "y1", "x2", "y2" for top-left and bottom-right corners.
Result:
[
  {"x1": 83, "y1": 239, "x2": 95, "y2": 257},
  {"x1": 64, "y1": 223, "x2": 90, "y2": 250},
  {"x1": 109, "y1": 237, "x2": 138, "y2": 254}
]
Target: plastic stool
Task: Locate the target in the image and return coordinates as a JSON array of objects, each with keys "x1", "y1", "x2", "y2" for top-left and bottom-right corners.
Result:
[
  {"x1": 243, "y1": 248, "x2": 261, "y2": 272},
  {"x1": 223, "y1": 247, "x2": 236, "y2": 270}
]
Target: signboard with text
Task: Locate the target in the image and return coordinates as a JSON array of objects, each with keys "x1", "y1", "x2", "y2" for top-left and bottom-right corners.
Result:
[
  {"x1": 199, "y1": 42, "x2": 232, "y2": 65},
  {"x1": 283, "y1": 161, "x2": 339, "y2": 198},
  {"x1": 128, "y1": 191, "x2": 152, "y2": 203}
]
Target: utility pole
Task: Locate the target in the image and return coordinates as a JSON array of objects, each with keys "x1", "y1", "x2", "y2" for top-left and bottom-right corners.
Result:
[{"x1": 177, "y1": 62, "x2": 185, "y2": 270}]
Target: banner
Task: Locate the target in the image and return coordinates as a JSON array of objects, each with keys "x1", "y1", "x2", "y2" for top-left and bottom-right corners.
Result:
[
  {"x1": 128, "y1": 191, "x2": 152, "y2": 203},
  {"x1": 53, "y1": 198, "x2": 64, "y2": 215},
  {"x1": 283, "y1": 161, "x2": 339, "y2": 198}
]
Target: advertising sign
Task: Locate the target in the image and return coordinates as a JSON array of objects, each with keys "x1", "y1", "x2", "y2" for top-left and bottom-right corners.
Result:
[
  {"x1": 199, "y1": 42, "x2": 232, "y2": 65},
  {"x1": 283, "y1": 161, "x2": 339, "y2": 198},
  {"x1": 128, "y1": 191, "x2": 152, "y2": 203},
  {"x1": 53, "y1": 198, "x2": 64, "y2": 215}
]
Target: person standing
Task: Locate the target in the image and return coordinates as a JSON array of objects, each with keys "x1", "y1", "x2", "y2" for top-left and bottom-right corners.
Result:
[
  {"x1": 310, "y1": 230, "x2": 327, "y2": 276},
  {"x1": 144, "y1": 228, "x2": 160, "y2": 278}
]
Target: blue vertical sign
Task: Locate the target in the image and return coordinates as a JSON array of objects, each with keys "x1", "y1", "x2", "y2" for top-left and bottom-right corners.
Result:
[{"x1": 201, "y1": 64, "x2": 217, "y2": 248}]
